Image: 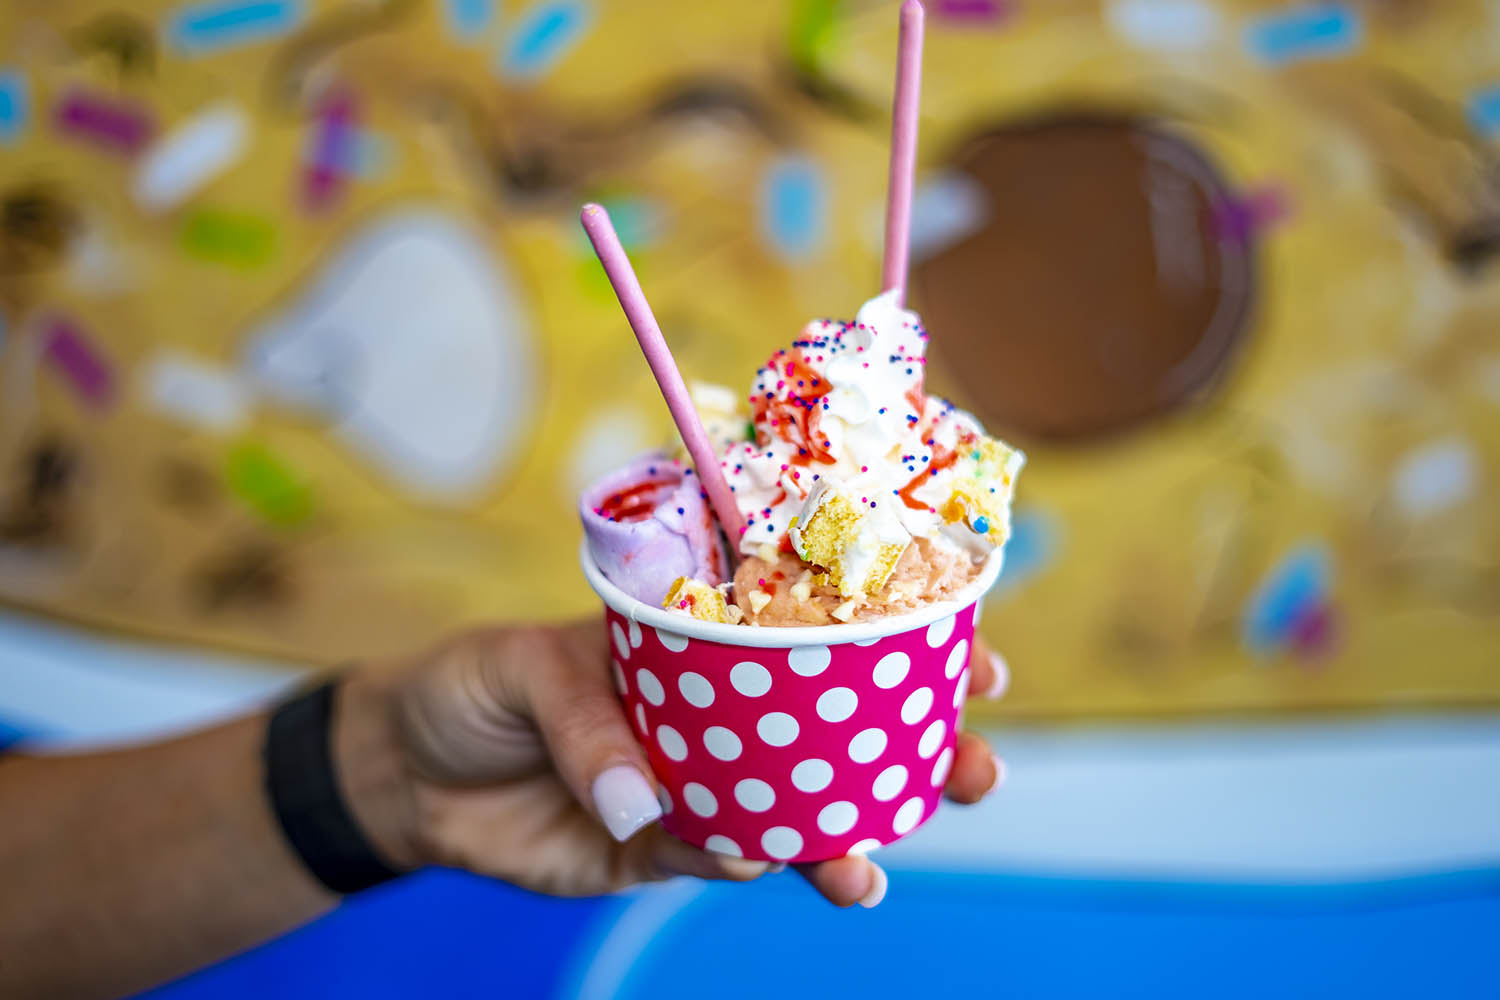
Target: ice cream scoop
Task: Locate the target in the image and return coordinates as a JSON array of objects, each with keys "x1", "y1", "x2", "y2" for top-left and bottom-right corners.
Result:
[{"x1": 579, "y1": 453, "x2": 727, "y2": 605}]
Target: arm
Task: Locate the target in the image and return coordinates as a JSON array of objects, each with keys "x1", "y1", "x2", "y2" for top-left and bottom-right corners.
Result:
[
  {"x1": 0, "y1": 622, "x2": 1005, "y2": 999},
  {"x1": 0, "y1": 674, "x2": 413, "y2": 999}
]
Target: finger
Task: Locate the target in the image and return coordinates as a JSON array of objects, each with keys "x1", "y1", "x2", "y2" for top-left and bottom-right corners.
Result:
[
  {"x1": 794, "y1": 855, "x2": 888, "y2": 909},
  {"x1": 965, "y1": 636, "x2": 1010, "y2": 703},
  {"x1": 943, "y1": 730, "x2": 1003, "y2": 804},
  {"x1": 518, "y1": 627, "x2": 662, "y2": 843},
  {"x1": 645, "y1": 830, "x2": 773, "y2": 883}
]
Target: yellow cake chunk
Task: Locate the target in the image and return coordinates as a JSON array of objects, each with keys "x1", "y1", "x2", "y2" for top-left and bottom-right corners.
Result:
[
  {"x1": 662, "y1": 576, "x2": 734, "y2": 623},
  {"x1": 939, "y1": 436, "x2": 1025, "y2": 545},
  {"x1": 790, "y1": 485, "x2": 909, "y2": 598}
]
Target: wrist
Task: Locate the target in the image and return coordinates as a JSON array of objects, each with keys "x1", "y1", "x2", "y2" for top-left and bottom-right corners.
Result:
[{"x1": 330, "y1": 671, "x2": 424, "y2": 872}]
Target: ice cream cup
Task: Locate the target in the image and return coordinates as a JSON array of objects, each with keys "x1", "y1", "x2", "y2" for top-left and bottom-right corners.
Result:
[{"x1": 580, "y1": 543, "x2": 1004, "y2": 863}]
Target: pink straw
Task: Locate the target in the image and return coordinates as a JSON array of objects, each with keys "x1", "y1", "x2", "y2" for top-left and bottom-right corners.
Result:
[
  {"x1": 882, "y1": 0, "x2": 925, "y2": 306},
  {"x1": 580, "y1": 203, "x2": 749, "y2": 553}
]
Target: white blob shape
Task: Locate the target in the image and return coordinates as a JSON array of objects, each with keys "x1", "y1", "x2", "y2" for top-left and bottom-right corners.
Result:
[
  {"x1": 656, "y1": 628, "x2": 690, "y2": 654},
  {"x1": 873, "y1": 651, "x2": 911, "y2": 689},
  {"x1": 568, "y1": 406, "x2": 654, "y2": 500},
  {"x1": 657, "y1": 785, "x2": 673, "y2": 815},
  {"x1": 731, "y1": 660, "x2": 773, "y2": 697},
  {"x1": 788, "y1": 645, "x2": 832, "y2": 676},
  {"x1": 1392, "y1": 439, "x2": 1478, "y2": 518},
  {"x1": 893, "y1": 796, "x2": 925, "y2": 836},
  {"x1": 852, "y1": 636, "x2": 883, "y2": 647},
  {"x1": 816, "y1": 687, "x2": 858, "y2": 723},
  {"x1": 657, "y1": 724, "x2": 688, "y2": 762},
  {"x1": 872, "y1": 764, "x2": 909, "y2": 802},
  {"x1": 1107, "y1": 0, "x2": 1221, "y2": 51},
  {"x1": 703, "y1": 726, "x2": 743, "y2": 761},
  {"x1": 945, "y1": 639, "x2": 970, "y2": 680},
  {"x1": 134, "y1": 103, "x2": 250, "y2": 211},
  {"x1": 918, "y1": 719, "x2": 946, "y2": 759},
  {"x1": 704, "y1": 834, "x2": 741, "y2": 857},
  {"x1": 901, "y1": 687, "x2": 935, "y2": 725},
  {"x1": 953, "y1": 668, "x2": 971, "y2": 709},
  {"x1": 611, "y1": 659, "x2": 627, "y2": 695},
  {"x1": 734, "y1": 778, "x2": 776, "y2": 812},
  {"x1": 243, "y1": 211, "x2": 537, "y2": 500},
  {"x1": 817, "y1": 800, "x2": 859, "y2": 836},
  {"x1": 634, "y1": 703, "x2": 647, "y2": 735},
  {"x1": 678, "y1": 672, "x2": 715, "y2": 708},
  {"x1": 931, "y1": 746, "x2": 955, "y2": 787},
  {"x1": 143, "y1": 352, "x2": 252, "y2": 432},
  {"x1": 761, "y1": 826, "x2": 804, "y2": 860},
  {"x1": 849, "y1": 728, "x2": 888, "y2": 764},
  {"x1": 611, "y1": 622, "x2": 630, "y2": 661},
  {"x1": 628, "y1": 620, "x2": 643, "y2": 648},
  {"x1": 847, "y1": 838, "x2": 882, "y2": 856},
  {"x1": 757, "y1": 712, "x2": 800, "y2": 747},
  {"x1": 791, "y1": 758, "x2": 834, "y2": 793},
  {"x1": 683, "y1": 782, "x2": 718, "y2": 818},
  {"x1": 926, "y1": 614, "x2": 956, "y2": 648},
  {"x1": 908, "y1": 172, "x2": 991, "y2": 264},
  {"x1": 636, "y1": 669, "x2": 665, "y2": 706}
]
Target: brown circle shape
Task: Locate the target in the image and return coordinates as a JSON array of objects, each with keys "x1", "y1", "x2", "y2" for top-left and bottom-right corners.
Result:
[{"x1": 914, "y1": 115, "x2": 1254, "y2": 443}]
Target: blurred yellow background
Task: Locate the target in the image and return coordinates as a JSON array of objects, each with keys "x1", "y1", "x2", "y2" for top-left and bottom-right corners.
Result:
[{"x1": 0, "y1": 0, "x2": 1496, "y2": 717}]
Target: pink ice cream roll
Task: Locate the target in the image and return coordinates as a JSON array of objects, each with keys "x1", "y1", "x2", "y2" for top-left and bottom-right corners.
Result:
[{"x1": 580, "y1": 453, "x2": 728, "y2": 606}]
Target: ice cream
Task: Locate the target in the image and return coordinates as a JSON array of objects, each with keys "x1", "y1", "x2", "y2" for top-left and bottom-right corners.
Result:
[
  {"x1": 578, "y1": 453, "x2": 727, "y2": 606},
  {"x1": 582, "y1": 290, "x2": 1023, "y2": 625}
]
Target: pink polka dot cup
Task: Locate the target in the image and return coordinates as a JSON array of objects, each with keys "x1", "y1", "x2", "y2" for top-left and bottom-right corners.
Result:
[{"x1": 581, "y1": 545, "x2": 1003, "y2": 863}]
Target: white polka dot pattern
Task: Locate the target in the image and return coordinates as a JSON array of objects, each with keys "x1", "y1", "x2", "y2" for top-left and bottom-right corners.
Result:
[
  {"x1": 703, "y1": 726, "x2": 743, "y2": 761},
  {"x1": 601, "y1": 600, "x2": 977, "y2": 862},
  {"x1": 678, "y1": 672, "x2": 715, "y2": 708},
  {"x1": 893, "y1": 797, "x2": 924, "y2": 835},
  {"x1": 734, "y1": 778, "x2": 775, "y2": 812},
  {"x1": 817, "y1": 801, "x2": 859, "y2": 836},
  {"x1": 704, "y1": 834, "x2": 741, "y2": 857},
  {"x1": 901, "y1": 687, "x2": 934, "y2": 725},
  {"x1": 791, "y1": 758, "x2": 834, "y2": 793},
  {"x1": 636, "y1": 668, "x2": 665, "y2": 706},
  {"x1": 761, "y1": 826, "x2": 804, "y2": 860},
  {"x1": 730, "y1": 661, "x2": 772, "y2": 697},
  {"x1": 657, "y1": 725, "x2": 688, "y2": 762},
  {"x1": 787, "y1": 645, "x2": 832, "y2": 676},
  {"x1": 816, "y1": 687, "x2": 858, "y2": 723}
]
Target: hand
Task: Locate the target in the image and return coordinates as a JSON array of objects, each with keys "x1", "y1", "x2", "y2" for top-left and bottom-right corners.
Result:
[{"x1": 340, "y1": 621, "x2": 1007, "y2": 907}]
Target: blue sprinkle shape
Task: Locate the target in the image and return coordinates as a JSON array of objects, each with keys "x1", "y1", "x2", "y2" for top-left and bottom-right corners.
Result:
[
  {"x1": 168, "y1": 0, "x2": 304, "y2": 54},
  {"x1": 0, "y1": 71, "x2": 27, "y2": 144},
  {"x1": 1243, "y1": 543, "x2": 1331, "y2": 656},
  {"x1": 501, "y1": 1, "x2": 592, "y2": 79},
  {"x1": 760, "y1": 156, "x2": 828, "y2": 260},
  {"x1": 972, "y1": 515, "x2": 990, "y2": 535},
  {"x1": 446, "y1": 0, "x2": 496, "y2": 39},
  {"x1": 1468, "y1": 86, "x2": 1500, "y2": 138},
  {"x1": 1246, "y1": 4, "x2": 1359, "y2": 65}
]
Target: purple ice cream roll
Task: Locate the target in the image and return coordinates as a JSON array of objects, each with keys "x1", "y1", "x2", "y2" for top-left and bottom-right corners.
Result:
[{"x1": 579, "y1": 452, "x2": 729, "y2": 605}]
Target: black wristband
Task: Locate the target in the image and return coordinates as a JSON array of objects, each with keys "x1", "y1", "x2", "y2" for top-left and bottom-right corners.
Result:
[{"x1": 264, "y1": 680, "x2": 403, "y2": 894}]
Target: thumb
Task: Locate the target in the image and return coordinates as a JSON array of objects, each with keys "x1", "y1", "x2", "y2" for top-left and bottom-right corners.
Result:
[{"x1": 521, "y1": 624, "x2": 663, "y2": 843}]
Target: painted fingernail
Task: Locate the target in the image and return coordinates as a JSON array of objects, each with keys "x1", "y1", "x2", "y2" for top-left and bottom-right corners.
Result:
[
  {"x1": 985, "y1": 651, "x2": 1011, "y2": 699},
  {"x1": 988, "y1": 755, "x2": 1008, "y2": 794},
  {"x1": 858, "y1": 862, "x2": 889, "y2": 909},
  {"x1": 592, "y1": 764, "x2": 663, "y2": 842}
]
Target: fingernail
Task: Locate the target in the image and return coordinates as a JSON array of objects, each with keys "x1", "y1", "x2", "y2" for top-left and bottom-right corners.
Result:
[
  {"x1": 984, "y1": 651, "x2": 1011, "y2": 699},
  {"x1": 718, "y1": 857, "x2": 773, "y2": 880},
  {"x1": 769, "y1": 862, "x2": 788, "y2": 873},
  {"x1": 592, "y1": 764, "x2": 663, "y2": 842},
  {"x1": 858, "y1": 862, "x2": 888, "y2": 909},
  {"x1": 988, "y1": 755, "x2": 1008, "y2": 794}
]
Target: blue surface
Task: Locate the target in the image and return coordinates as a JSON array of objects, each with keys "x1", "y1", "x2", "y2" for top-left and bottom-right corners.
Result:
[{"x1": 140, "y1": 866, "x2": 1500, "y2": 999}]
